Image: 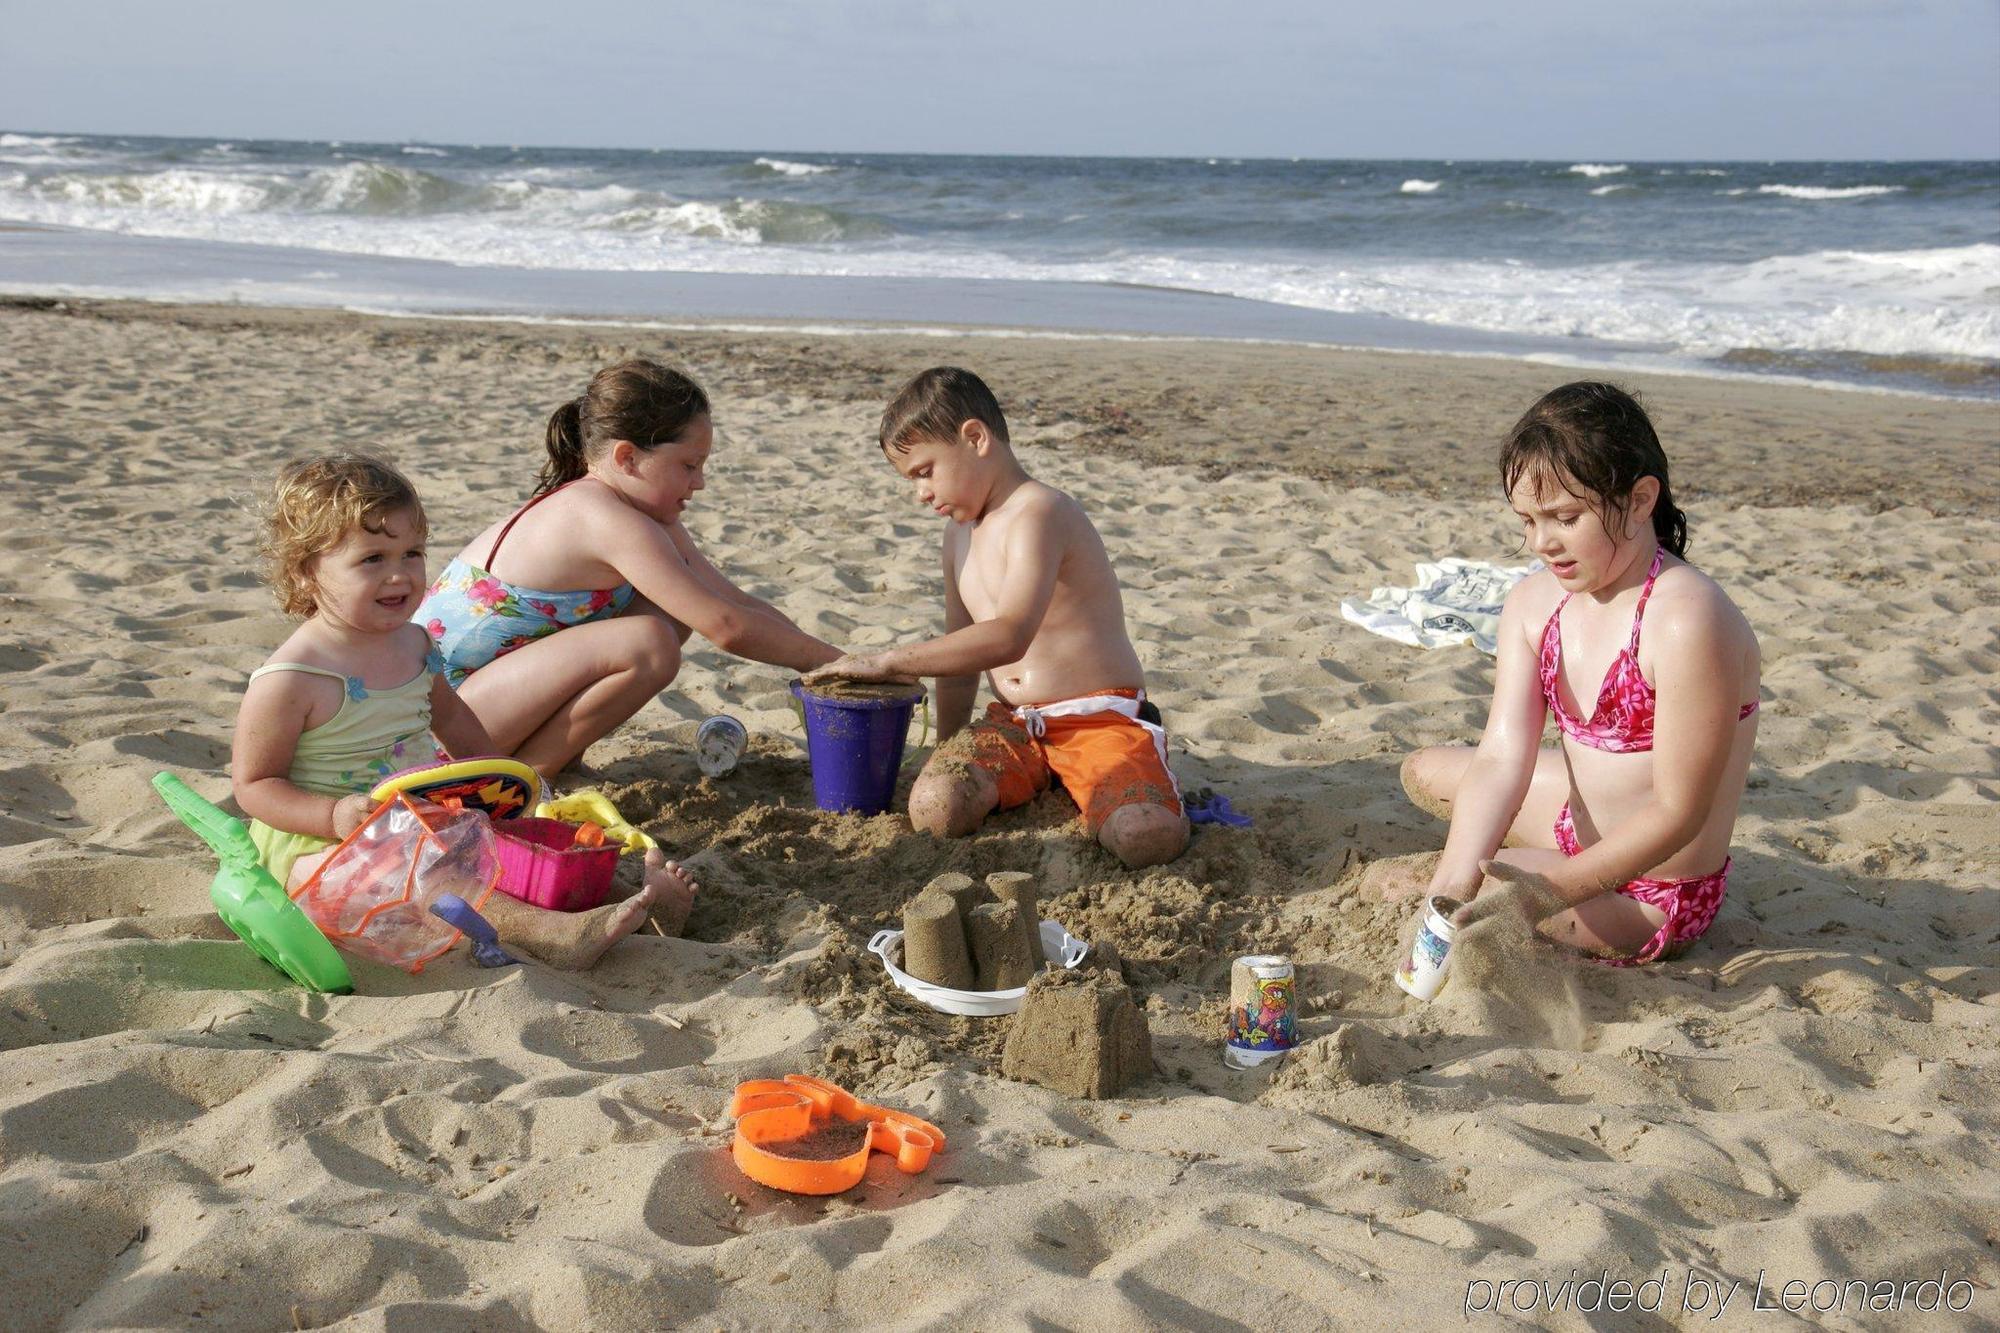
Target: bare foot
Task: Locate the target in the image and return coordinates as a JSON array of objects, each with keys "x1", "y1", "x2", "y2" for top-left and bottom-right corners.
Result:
[
  {"x1": 480, "y1": 878, "x2": 661, "y2": 971},
  {"x1": 643, "y1": 848, "x2": 698, "y2": 937}
]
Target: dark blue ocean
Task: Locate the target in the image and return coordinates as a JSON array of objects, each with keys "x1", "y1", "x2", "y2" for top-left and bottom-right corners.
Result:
[{"x1": 3, "y1": 131, "x2": 1994, "y2": 395}]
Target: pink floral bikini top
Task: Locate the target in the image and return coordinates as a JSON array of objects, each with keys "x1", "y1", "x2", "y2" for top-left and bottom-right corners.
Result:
[{"x1": 1539, "y1": 549, "x2": 1759, "y2": 754}]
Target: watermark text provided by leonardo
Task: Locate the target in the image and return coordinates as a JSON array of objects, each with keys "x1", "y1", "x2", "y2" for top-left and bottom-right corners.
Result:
[{"x1": 1464, "y1": 1268, "x2": 1978, "y2": 1318}]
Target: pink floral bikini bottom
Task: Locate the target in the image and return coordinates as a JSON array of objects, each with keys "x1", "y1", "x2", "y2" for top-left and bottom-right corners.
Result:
[{"x1": 1554, "y1": 804, "x2": 1728, "y2": 966}]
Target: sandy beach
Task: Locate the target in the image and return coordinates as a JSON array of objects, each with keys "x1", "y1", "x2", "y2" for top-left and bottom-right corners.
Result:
[{"x1": 1, "y1": 297, "x2": 1996, "y2": 1329}]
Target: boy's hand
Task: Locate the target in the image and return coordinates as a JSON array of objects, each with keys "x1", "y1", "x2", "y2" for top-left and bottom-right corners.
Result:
[
  {"x1": 801, "y1": 653, "x2": 919, "y2": 686},
  {"x1": 332, "y1": 793, "x2": 377, "y2": 839}
]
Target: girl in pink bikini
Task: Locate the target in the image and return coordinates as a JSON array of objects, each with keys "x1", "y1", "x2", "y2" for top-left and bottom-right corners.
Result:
[
  {"x1": 1396, "y1": 382, "x2": 1761, "y2": 964},
  {"x1": 419, "y1": 359, "x2": 843, "y2": 779}
]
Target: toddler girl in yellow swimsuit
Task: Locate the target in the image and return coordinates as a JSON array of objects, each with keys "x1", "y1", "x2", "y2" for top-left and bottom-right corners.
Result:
[{"x1": 230, "y1": 454, "x2": 693, "y2": 969}]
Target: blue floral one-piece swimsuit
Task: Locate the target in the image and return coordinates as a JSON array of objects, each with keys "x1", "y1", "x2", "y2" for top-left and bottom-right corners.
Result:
[{"x1": 417, "y1": 482, "x2": 636, "y2": 686}]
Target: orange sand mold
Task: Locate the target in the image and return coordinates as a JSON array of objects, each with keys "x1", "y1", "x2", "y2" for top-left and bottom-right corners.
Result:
[{"x1": 729, "y1": 1074, "x2": 947, "y2": 1196}]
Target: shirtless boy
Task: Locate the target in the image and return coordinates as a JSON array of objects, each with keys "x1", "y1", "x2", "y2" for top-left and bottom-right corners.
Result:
[{"x1": 804, "y1": 367, "x2": 1187, "y2": 869}]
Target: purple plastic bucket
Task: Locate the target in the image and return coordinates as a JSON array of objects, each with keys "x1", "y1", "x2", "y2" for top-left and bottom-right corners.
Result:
[{"x1": 790, "y1": 679, "x2": 925, "y2": 815}]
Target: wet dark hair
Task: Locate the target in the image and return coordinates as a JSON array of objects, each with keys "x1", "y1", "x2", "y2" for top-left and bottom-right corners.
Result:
[
  {"x1": 539, "y1": 358, "x2": 711, "y2": 495},
  {"x1": 878, "y1": 366, "x2": 1010, "y2": 453},
  {"x1": 1499, "y1": 382, "x2": 1688, "y2": 558}
]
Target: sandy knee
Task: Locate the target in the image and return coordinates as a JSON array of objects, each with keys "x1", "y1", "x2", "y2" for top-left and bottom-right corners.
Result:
[
  {"x1": 909, "y1": 761, "x2": 992, "y2": 838},
  {"x1": 1401, "y1": 747, "x2": 1461, "y2": 821},
  {"x1": 1400, "y1": 747, "x2": 1440, "y2": 797},
  {"x1": 1099, "y1": 803, "x2": 1188, "y2": 869},
  {"x1": 906, "y1": 782, "x2": 955, "y2": 837}
]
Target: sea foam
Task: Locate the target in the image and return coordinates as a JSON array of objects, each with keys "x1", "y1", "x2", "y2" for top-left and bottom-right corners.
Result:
[
  {"x1": 753, "y1": 157, "x2": 836, "y2": 177},
  {"x1": 2, "y1": 136, "x2": 1989, "y2": 378},
  {"x1": 1733, "y1": 184, "x2": 1905, "y2": 200}
]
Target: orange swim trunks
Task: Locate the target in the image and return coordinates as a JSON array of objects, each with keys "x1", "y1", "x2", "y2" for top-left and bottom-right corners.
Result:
[{"x1": 962, "y1": 689, "x2": 1182, "y2": 834}]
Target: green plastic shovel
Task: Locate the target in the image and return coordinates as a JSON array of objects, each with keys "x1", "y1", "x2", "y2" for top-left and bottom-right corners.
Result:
[{"x1": 151, "y1": 772, "x2": 353, "y2": 995}]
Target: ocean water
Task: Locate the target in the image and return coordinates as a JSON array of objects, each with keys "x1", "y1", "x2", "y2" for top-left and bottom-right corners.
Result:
[{"x1": 2, "y1": 131, "x2": 1996, "y2": 396}]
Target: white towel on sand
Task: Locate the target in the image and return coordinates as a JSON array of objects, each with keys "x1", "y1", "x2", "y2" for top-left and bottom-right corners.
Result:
[{"x1": 1340, "y1": 558, "x2": 1541, "y2": 656}]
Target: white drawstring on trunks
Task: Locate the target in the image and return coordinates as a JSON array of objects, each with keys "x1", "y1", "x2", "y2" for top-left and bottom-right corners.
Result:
[{"x1": 1010, "y1": 691, "x2": 1179, "y2": 799}]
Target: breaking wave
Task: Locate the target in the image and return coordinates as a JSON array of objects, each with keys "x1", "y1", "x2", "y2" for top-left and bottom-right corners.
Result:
[
  {"x1": 752, "y1": 157, "x2": 837, "y2": 177},
  {"x1": 0, "y1": 161, "x2": 892, "y2": 243},
  {"x1": 1734, "y1": 183, "x2": 1906, "y2": 201}
]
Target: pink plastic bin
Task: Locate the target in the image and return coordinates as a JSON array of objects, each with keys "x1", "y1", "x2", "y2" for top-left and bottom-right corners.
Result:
[{"x1": 493, "y1": 818, "x2": 618, "y2": 911}]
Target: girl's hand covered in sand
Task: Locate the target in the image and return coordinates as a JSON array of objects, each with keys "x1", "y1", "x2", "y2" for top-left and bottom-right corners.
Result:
[
  {"x1": 1453, "y1": 859, "x2": 1568, "y2": 929},
  {"x1": 801, "y1": 653, "x2": 919, "y2": 685},
  {"x1": 1425, "y1": 861, "x2": 1486, "y2": 904},
  {"x1": 331, "y1": 793, "x2": 377, "y2": 839}
]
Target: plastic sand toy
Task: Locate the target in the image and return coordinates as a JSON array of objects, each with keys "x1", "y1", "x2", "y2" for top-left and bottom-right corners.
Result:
[
  {"x1": 868, "y1": 919, "x2": 1090, "y2": 1017},
  {"x1": 150, "y1": 772, "x2": 353, "y2": 994},
  {"x1": 534, "y1": 789, "x2": 658, "y2": 854},
  {"x1": 375, "y1": 771, "x2": 648, "y2": 912},
  {"x1": 1184, "y1": 787, "x2": 1253, "y2": 828},
  {"x1": 729, "y1": 1074, "x2": 946, "y2": 1196},
  {"x1": 789, "y1": 679, "x2": 929, "y2": 815},
  {"x1": 489, "y1": 816, "x2": 618, "y2": 911},
  {"x1": 431, "y1": 893, "x2": 519, "y2": 968},
  {"x1": 291, "y1": 795, "x2": 503, "y2": 973},
  {"x1": 694, "y1": 715, "x2": 748, "y2": 778},
  {"x1": 369, "y1": 756, "x2": 542, "y2": 819}
]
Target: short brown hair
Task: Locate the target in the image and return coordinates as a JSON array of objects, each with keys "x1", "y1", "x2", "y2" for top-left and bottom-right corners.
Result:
[
  {"x1": 261, "y1": 454, "x2": 427, "y2": 618},
  {"x1": 879, "y1": 366, "x2": 1009, "y2": 453}
]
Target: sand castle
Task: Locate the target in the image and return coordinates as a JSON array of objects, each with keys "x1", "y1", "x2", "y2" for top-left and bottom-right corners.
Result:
[
  {"x1": 894, "y1": 870, "x2": 1153, "y2": 1098},
  {"x1": 1001, "y1": 968, "x2": 1153, "y2": 1099},
  {"x1": 898, "y1": 871, "x2": 1044, "y2": 992}
]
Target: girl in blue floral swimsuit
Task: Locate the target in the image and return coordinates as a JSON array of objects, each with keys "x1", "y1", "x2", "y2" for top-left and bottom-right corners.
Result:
[
  {"x1": 416, "y1": 359, "x2": 845, "y2": 778},
  {"x1": 424, "y1": 484, "x2": 637, "y2": 687}
]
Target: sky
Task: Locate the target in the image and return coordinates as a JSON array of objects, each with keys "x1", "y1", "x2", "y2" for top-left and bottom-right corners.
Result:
[{"x1": 2, "y1": 0, "x2": 1996, "y2": 159}]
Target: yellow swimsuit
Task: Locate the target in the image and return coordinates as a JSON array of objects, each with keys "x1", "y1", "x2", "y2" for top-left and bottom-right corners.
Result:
[{"x1": 245, "y1": 654, "x2": 446, "y2": 884}]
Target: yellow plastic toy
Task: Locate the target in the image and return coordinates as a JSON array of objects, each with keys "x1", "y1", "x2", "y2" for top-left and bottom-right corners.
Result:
[{"x1": 534, "y1": 789, "x2": 657, "y2": 854}]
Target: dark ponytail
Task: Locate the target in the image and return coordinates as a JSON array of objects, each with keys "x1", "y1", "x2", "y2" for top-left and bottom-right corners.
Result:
[
  {"x1": 1499, "y1": 382, "x2": 1689, "y2": 559},
  {"x1": 1653, "y1": 482, "x2": 1688, "y2": 559},
  {"x1": 535, "y1": 360, "x2": 711, "y2": 497},
  {"x1": 538, "y1": 398, "x2": 588, "y2": 495}
]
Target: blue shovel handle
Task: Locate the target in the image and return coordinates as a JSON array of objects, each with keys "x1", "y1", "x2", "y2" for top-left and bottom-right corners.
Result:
[
  {"x1": 431, "y1": 894, "x2": 520, "y2": 968},
  {"x1": 1186, "y1": 790, "x2": 1253, "y2": 828}
]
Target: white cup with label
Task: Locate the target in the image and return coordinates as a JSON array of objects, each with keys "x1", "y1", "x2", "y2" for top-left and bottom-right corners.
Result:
[{"x1": 1393, "y1": 894, "x2": 1463, "y2": 1001}]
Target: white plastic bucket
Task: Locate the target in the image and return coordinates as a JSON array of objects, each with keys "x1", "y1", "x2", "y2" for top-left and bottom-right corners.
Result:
[{"x1": 868, "y1": 919, "x2": 1090, "y2": 1017}]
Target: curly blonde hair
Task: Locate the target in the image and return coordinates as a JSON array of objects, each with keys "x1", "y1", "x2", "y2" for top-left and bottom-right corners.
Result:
[{"x1": 261, "y1": 455, "x2": 428, "y2": 618}]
